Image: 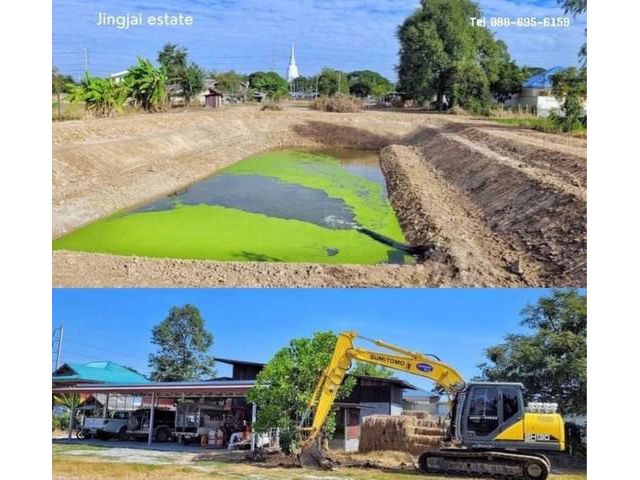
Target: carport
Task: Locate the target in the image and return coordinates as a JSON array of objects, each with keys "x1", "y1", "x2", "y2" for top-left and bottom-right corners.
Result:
[{"x1": 52, "y1": 380, "x2": 256, "y2": 447}]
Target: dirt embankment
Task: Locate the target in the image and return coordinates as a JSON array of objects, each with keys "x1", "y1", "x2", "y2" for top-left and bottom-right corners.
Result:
[
  {"x1": 381, "y1": 145, "x2": 533, "y2": 286},
  {"x1": 406, "y1": 125, "x2": 586, "y2": 286},
  {"x1": 53, "y1": 107, "x2": 585, "y2": 287}
]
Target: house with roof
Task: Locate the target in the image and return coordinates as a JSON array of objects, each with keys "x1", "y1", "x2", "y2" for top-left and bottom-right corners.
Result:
[
  {"x1": 503, "y1": 66, "x2": 566, "y2": 117},
  {"x1": 52, "y1": 361, "x2": 150, "y2": 386}
]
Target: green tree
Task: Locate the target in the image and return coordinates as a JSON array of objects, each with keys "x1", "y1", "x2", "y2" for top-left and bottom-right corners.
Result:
[
  {"x1": 67, "y1": 73, "x2": 128, "y2": 118},
  {"x1": 557, "y1": 0, "x2": 586, "y2": 15},
  {"x1": 317, "y1": 68, "x2": 349, "y2": 96},
  {"x1": 52, "y1": 67, "x2": 75, "y2": 94},
  {"x1": 157, "y1": 43, "x2": 188, "y2": 82},
  {"x1": 349, "y1": 361, "x2": 393, "y2": 379},
  {"x1": 478, "y1": 289, "x2": 586, "y2": 415},
  {"x1": 397, "y1": 0, "x2": 480, "y2": 110},
  {"x1": 557, "y1": 1, "x2": 587, "y2": 64},
  {"x1": 182, "y1": 63, "x2": 205, "y2": 103},
  {"x1": 247, "y1": 331, "x2": 356, "y2": 452},
  {"x1": 398, "y1": 0, "x2": 520, "y2": 112},
  {"x1": 248, "y1": 71, "x2": 289, "y2": 100},
  {"x1": 125, "y1": 57, "x2": 168, "y2": 111},
  {"x1": 551, "y1": 67, "x2": 587, "y2": 132},
  {"x1": 157, "y1": 43, "x2": 205, "y2": 103},
  {"x1": 52, "y1": 66, "x2": 76, "y2": 121},
  {"x1": 212, "y1": 70, "x2": 249, "y2": 95},
  {"x1": 347, "y1": 70, "x2": 394, "y2": 98},
  {"x1": 476, "y1": 35, "x2": 522, "y2": 104},
  {"x1": 148, "y1": 304, "x2": 216, "y2": 381},
  {"x1": 491, "y1": 61, "x2": 523, "y2": 103}
]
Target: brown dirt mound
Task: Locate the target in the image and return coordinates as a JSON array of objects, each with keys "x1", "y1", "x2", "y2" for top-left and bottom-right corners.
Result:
[{"x1": 409, "y1": 128, "x2": 586, "y2": 286}]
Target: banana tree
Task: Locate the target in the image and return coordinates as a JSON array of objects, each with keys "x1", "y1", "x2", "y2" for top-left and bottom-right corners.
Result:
[
  {"x1": 67, "y1": 74, "x2": 128, "y2": 118},
  {"x1": 125, "y1": 57, "x2": 168, "y2": 112}
]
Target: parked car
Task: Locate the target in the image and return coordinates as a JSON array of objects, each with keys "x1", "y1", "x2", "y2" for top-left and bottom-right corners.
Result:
[
  {"x1": 127, "y1": 408, "x2": 175, "y2": 442},
  {"x1": 83, "y1": 411, "x2": 130, "y2": 439}
]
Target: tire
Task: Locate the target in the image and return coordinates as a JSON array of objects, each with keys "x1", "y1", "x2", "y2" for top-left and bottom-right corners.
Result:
[
  {"x1": 76, "y1": 429, "x2": 85, "y2": 440},
  {"x1": 155, "y1": 428, "x2": 168, "y2": 443},
  {"x1": 118, "y1": 426, "x2": 129, "y2": 441}
]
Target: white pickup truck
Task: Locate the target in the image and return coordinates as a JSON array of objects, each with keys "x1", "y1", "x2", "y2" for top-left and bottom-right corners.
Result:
[{"x1": 83, "y1": 411, "x2": 130, "y2": 439}]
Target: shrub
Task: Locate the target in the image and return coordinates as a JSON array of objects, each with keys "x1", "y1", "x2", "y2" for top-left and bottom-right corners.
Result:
[
  {"x1": 260, "y1": 101, "x2": 283, "y2": 111},
  {"x1": 310, "y1": 94, "x2": 362, "y2": 113},
  {"x1": 52, "y1": 414, "x2": 70, "y2": 432},
  {"x1": 466, "y1": 97, "x2": 492, "y2": 116}
]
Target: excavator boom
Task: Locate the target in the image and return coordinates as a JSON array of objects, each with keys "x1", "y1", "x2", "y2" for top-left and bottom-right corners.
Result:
[{"x1": 302, "y1": 331, "x2": 464, "y2": 444}]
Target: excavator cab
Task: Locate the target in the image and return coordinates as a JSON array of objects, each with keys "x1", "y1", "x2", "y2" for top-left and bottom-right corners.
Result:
[{"x1": 450, "y1": 382, "x2": 565, "y2": 452}]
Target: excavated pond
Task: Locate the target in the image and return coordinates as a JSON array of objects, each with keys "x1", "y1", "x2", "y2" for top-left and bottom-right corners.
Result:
[{"x1": 53, "y1": 149, "x2": 410, "y2": 264}]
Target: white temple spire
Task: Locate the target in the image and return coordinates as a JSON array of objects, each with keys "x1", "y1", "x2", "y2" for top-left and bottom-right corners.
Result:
[{"x1": 286, "y1": 44, "x2": 300, "y2": 82}]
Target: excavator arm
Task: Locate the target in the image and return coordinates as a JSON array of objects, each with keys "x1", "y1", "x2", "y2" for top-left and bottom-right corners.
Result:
[{"x1": 301, "y1": 331, "x2": 465, "y2": 445}]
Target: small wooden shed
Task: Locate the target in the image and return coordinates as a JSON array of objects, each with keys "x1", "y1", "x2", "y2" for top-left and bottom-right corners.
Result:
[{"x1": 204, "y1": 87, "x2": 223, "y2": 108}]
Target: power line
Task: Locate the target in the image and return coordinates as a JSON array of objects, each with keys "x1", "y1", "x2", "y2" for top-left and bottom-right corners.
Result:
[{"x1": 64, "y1": 338, "x2": 152, "y2": 364}]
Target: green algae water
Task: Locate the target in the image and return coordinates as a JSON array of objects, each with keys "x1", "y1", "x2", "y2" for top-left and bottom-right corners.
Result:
[{"x1": 53, "y1": 149, "x2": 410, "y2": 264}]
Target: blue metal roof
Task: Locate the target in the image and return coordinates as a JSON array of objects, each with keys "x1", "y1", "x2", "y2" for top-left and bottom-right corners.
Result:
[
  {"x1": 523, "y1": 66, "x2": 565, "y2": 89},
  {"x1": 52, "y1": 361, "x2": 150, "y2": 384}
]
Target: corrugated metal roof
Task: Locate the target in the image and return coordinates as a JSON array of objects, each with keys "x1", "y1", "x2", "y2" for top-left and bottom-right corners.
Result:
[
  {"x1": 52, "y1": 361, "x2": 150, "y2": 384},
  {"x1": 51, "y1": 379, "x2": 256, "y2": 396},
  {"x1": 523, "y1": 66, "x2": 565, "y2": 89}
]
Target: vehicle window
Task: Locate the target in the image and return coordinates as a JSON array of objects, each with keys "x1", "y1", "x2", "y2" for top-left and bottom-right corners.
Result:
[
  {"x1": 502, "y1": 388, "x2": 520, "y2": 422},
  {"x1": 467, "y1": 387, "x2": 499, "y2": 437}
]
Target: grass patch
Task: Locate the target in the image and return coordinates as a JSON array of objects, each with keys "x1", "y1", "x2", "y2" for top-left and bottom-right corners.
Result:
[
  {"x1": 52, "y1": 100, "x2": 84, "y2": 121},
  {"x1": 53, "y1": 443, "x2": 103, "y2": 454},
  {"x1": 489, "y1": 116, "x2": 586, "y2": 136}
]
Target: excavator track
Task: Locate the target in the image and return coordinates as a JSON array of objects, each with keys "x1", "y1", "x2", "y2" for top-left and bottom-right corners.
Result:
[{"x1": 418, "y1": 449, "x2": 550, "y2": 480}]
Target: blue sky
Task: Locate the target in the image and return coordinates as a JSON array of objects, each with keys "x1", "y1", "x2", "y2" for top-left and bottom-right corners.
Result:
[
  {"x1": 53, "y1": 0, "x2": 586, "y2": 81},
  {"x1": 52, "y1": 288, "x2": 572, "y2": 393}
]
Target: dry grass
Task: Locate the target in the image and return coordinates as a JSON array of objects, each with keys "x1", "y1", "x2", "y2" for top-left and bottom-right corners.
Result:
[
  {"x1": 310, "y1": 94, "x2": 362, "y2": 113},
  {"x1": 52, "y1": 100, "x2": 85, "y2": 121},
  {"x1": 53, "y1": 456, "x2": 587, "y2": 480}
]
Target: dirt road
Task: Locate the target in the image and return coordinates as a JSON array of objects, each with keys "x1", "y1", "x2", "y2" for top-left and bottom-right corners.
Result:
[{"x1": 53, "y1": 105, "x2": 585, "y2": 287}]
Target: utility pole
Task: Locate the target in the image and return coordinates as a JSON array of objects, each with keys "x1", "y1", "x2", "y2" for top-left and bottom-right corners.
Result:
[
  {"x1": 338, "y1": 73, "x2": 341, "y2": 94},
  {"x1": 84, "y1": 48, "x2": 89, "y2": 75},
  {"x1": 53, "y1": 323, "x2": 64, "y2": 370},
  {"x1": 315, "y1": 74, "x2": 319, "y2": 98}
]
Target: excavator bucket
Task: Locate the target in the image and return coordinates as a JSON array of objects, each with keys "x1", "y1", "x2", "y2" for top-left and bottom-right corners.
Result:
[{"x1": 298, "y1": 442, "x2": 333, "y2": 470}]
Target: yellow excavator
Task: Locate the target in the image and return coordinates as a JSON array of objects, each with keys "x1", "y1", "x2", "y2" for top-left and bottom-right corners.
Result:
[{"x1": 299, "y1": 331, "x2": 565, "y2": 480}]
